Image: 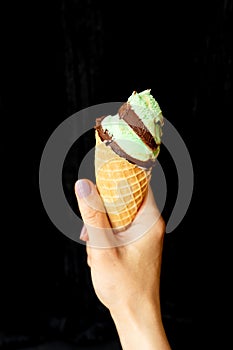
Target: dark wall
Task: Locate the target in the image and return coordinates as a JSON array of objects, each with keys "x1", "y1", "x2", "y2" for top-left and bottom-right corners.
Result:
[{"x1": 0, "y1": 0, "x2": 232, "y2": 349}]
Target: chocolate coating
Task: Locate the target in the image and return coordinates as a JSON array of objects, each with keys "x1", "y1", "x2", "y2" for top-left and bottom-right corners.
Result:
[
  {"x1": 118, "y1": 102, "x2": 158, "y2": 150},
  {"x1": 109, "y1": 140, "x2": 156, "y2": 168},
  {"x1": 94, "y1": 109, "x2": 158, "y2": 169}
]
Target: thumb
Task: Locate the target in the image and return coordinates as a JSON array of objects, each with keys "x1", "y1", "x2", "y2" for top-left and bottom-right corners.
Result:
[{"x1": 74, "y1": 179, "x2": 116, "y2": 247}]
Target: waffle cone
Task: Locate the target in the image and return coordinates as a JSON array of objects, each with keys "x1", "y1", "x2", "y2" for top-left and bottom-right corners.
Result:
[{"x1": 95, "y1": 131, "x2": 151, "y2": 232}]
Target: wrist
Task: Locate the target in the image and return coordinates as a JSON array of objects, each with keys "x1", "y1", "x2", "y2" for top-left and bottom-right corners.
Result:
[
  {"x1": 110, "y1": 297, "x2": 171, "y2": 350},
  {"x1": 111, "y1": 296, "x2": 161, "y2": 332}
]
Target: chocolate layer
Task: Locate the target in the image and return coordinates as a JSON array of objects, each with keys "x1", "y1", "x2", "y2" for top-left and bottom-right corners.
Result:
[
  {"x1": 118, "y1": 103, "x2": 158, "y2": 150},
  {"x1": 109, "y1": 140, "x2": 156, "y2": 168},
  {"x1": 95, "y1": 117, "x2": 156, "y2": 168},
  {"x1": 95, "y1": 116, "x2": 112, "y2": 141}
]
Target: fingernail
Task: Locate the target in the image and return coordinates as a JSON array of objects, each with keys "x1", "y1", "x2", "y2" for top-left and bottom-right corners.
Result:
[
  {"x1": 80, "y1": 225, "x2": 86, "y2": 239},
  {"x1": 76, "y1": 180, "x2": 91, "y2": 198}
]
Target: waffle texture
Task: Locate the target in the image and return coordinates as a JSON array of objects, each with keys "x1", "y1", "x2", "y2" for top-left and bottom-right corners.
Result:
[{"x1": 95, "y1": 131, "x2": 151, "y2": 232}]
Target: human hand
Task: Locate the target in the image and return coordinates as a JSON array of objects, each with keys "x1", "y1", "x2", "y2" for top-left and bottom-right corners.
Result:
[
  {"x1": 75, "y1": 179, "x2": 165, "y2": 310},
  {"x1": 75, "y1": 179, "x2": 171, "y2": 350}
]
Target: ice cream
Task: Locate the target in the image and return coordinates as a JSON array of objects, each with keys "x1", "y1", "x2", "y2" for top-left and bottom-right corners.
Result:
[
  {"x1": 95, "y1": 89, "x2": 163, "y2": 169},
  {"x1": 94, "y1": 89, "x2": 164, "y2": 232}
]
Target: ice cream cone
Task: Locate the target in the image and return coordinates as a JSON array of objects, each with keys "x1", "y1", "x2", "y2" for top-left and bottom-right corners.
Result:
[
  {"x1": 94, "y1": 89, "x2": 163, "y2": 233},
  {"x1": 95, "y1": 131, "x2": 151, "y2": 232}
]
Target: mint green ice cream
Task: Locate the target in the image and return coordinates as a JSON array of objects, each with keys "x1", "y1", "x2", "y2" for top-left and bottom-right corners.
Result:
[
  {"x1": 128, "y1": 89, "x2": 163, "y2": 144},
  {"x1": 95, "y1": 89, "x2": 164, "y2": 168}
]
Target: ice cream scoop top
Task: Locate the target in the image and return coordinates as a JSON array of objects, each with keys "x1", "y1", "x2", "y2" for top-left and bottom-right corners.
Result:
[{"x1": 95, "y1": 89, "x2": 164, "y2": 169}]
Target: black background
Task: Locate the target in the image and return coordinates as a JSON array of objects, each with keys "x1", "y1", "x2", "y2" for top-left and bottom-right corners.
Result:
[{"x1": 0, "y1": 0, "x2": 232, "y2": 349}]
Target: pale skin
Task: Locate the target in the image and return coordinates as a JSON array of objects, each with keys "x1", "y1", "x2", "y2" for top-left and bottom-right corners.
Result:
[{"x1": 75, "y1": 179, "x2": 172, "y2": 350}]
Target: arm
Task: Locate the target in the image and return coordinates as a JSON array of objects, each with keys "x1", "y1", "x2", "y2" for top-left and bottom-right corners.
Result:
[{"x1": 75, "y1": 179, "x2": 171, "y2": 350}]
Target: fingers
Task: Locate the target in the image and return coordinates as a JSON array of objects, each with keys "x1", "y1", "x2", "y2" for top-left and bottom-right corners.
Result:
[
  {"x1": 116, "y1": 185, "x2": 164, "y2": 244},
  {"x1": 75, "y1": 179, "x2": 117, "y2": 248},
  {"x1": 75, "y1": 180, "x2": 164, "y2": 248}
]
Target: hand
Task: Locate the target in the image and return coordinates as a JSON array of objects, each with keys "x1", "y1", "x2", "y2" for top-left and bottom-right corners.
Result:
[{"x1": 75, "y1": 179, "x2": 171, "y2": 350}]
